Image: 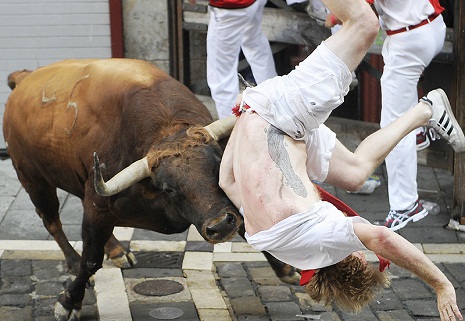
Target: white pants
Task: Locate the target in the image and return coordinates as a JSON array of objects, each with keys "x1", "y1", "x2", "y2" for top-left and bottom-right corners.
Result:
[
  {"x1": 380, "y1": 15, "x2": 445, "y2": 210},
  {"x1": 243, "y1": 42, "x2": 351, "y2": 182},
  {"x1": 207, "y1": 0, "x2": 277, "y2": 119}
]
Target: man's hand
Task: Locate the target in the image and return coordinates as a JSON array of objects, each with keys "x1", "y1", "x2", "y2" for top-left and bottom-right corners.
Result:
[
  {"x1": 437, "y1": 284, "x2": 463, "y2": 321},
  {"x1": 354, "y1": 224, "x2": 462, "y2": 321}
]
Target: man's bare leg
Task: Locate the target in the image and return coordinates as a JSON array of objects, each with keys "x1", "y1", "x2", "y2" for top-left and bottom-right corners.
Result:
[
  {"x1": 320, "y1": 0, "x2": 378, "y2": 71},
  {"x1": 325, "y1": 101, "x2": 432, "y2": 191},
  {"x1": 326, "y1": 88, "x2": 465, "y2": 191}
]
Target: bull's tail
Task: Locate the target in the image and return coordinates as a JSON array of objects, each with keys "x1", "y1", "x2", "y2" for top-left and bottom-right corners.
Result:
[{"x1": 7, "y1": 69, "x2": 32, "y2": 90}]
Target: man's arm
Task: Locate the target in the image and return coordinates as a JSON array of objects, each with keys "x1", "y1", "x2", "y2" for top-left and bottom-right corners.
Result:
[{"x1": 353, "y1": 223, "x2": 463, "y2": 321}]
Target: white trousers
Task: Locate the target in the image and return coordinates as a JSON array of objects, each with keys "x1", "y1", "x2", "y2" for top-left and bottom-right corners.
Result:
[
  {"x1": 243, "y1": 42, "x2": 351, "y2": 182},
  {"x1": 380, "y1": 15, "x2": 445, "y2": 210},
  {"x1": 207, "y1": 0, "x2": 277, "y2": 119}
]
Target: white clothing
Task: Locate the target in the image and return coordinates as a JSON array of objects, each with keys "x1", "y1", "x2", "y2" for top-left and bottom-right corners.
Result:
[
  {"x1": 207, "y1": 0, "x2": 277, "y2": 119},
  {"x1": 243, "y1": 42, "x2": 350, "y2": 182},
  {"x1": 245, "y1": 201, "x2": 369, "y2": 270},
  {"x1": 377, "y1": 1, "x2": 445, "y2": 210},
  {"x1": 373, "y1": 0, "x2": 436, "y2": 31},
  {"x1": 286, "y1": 0, "x2": 307, "y2": 4}
]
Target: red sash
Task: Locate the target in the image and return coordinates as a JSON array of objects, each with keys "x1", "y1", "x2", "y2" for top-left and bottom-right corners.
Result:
[{"x1": 209, "y1": 0, "x2": 255, "y2": 9}]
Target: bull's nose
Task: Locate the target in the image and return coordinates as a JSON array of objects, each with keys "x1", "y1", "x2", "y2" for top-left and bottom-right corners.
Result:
[{"x1": 205, "y1": 213, "x2": 238, "y2": 241}]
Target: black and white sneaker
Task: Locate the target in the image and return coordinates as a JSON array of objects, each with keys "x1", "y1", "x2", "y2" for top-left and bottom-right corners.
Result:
[
  {"x1": 421, "y1": 89, "x2": 465, "y2": 153},
  {"x1": 384, "y1": 201, "x2": 428, "y2": 231}
]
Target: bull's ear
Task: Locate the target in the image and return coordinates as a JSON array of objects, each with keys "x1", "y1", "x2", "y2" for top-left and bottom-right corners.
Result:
[
  {"x1": 93, "y1": 152, "x2": 151, "y2": 196},
  {"x1": 204, "y1": 115, "x2": 236, "y2": 141}
]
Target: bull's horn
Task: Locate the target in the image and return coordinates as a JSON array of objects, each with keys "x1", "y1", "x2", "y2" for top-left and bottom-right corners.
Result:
[
  {"x1": 204, "y1": 115, "x2": 237, "y2": 141},
  {"x1": 93, "y1": 152, "x2": 151, "y2": 196}
]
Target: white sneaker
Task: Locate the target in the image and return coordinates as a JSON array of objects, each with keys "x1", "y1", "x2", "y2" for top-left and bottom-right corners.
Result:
[
  {"x1": 347, "y1": 174, "x2": 381, "y2": 195},
  {"x1": 384, "y1": 200, "x2": 428, "y2": 231},
  {"x1": 305, "y1": 2, "x2": 328, "y2": 26},
  {"x1": 421, "y1": 89, "x2": 465, "y2": 152}
]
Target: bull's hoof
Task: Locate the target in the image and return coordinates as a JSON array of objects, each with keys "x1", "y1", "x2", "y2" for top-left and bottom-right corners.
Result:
[
  {"x1": 54, "y1": 302, "x2": 81, "y2": 321},
  {"x1": 279, "y1": 271, "x2": 301, "y2": 285},
  {"x1": 110, "y1": 250, "x2": 137, "y2": 269}
]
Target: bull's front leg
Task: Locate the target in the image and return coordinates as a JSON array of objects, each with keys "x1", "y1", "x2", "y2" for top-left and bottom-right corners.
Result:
[
  {"x1": 54, "y1": 216, "x2": 114, "y2": 321},
  {"x1": 236, "y1": 224, "x2": 300, "y2": 285},
  {"x1": 262, "y1": 251, "x2": 301, "y2": 285}
]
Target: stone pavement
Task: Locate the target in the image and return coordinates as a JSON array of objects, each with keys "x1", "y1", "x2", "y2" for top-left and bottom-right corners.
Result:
[{"x1": 1, "y1": 94, "x2": 465, "y2": 320}]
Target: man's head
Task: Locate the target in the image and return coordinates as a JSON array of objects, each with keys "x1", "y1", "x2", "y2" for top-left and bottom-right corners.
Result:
[{"x1": 305, "y1": 252, "x2": 390, "y2": 312}]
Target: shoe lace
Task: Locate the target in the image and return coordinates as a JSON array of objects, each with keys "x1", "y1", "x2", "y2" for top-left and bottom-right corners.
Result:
[
  {"x1": 386, "y1": 210, "x2": 397, "y2": 221},
  {"x1": 428, "y1": 127, "x2": 441, "y2": 141}
]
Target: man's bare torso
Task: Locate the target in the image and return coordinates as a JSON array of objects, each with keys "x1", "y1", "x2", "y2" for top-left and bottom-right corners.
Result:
[{"x1": 220, "y1": 111, "x2": 321, "y2": 235}]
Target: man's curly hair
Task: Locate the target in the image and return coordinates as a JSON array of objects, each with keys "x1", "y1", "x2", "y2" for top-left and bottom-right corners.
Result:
[{"x1": 305, "y1": 254, "x2": 390, "y2": 313}]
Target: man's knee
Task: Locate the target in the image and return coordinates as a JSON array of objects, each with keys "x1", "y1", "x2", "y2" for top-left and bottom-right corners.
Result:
[
  {"x1": 340, "y1": 171, "x2": 369, "y2": 192},
  {"x1": 350, "y1": 5, "x2": 379, "y2": 45},
  {"x1": 344, "y1": 179, "x2": 364, "y2": 193}
]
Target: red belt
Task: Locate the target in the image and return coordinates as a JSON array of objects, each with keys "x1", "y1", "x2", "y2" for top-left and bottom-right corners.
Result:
[{"x1": 386, "y1": 13, "x2": 439, "y2": 36}]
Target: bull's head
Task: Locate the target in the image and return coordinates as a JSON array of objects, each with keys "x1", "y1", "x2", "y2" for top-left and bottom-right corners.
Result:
[{"x1": 93, "y1": 115, "x2": 238, "y2": 243}]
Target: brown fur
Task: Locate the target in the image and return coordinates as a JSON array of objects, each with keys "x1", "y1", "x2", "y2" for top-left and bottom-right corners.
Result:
[
  {"x1": 305, "y1": 255, "x2": 390, "y2": 312},
  {"x1": 147, "y1": 126, "x2": 213, "y2": 168}
]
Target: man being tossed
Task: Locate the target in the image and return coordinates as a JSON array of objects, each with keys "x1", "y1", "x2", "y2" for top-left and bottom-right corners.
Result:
[{"x1": 218, "y1": 0, "x2": 463, "y2": 319}]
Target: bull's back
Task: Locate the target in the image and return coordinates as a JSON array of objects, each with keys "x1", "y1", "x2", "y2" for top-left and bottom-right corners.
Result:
[{"x1": 3, "y1": 59, "x2": 204, "y2": 195}]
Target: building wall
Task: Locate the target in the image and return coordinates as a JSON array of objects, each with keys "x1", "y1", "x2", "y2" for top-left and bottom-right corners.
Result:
[
  {"x1": 121, "y1": 0, "x2": 206, "y2": 87},
  {"x1": 122, "y1": 0, "x2": 171, "y2": 72},
  {"x1": 0, "y1": 0, "x2": 198, "y2": 149},
  {"x1": 0, "y1": 0, "x2": 112, "y2": 148}
]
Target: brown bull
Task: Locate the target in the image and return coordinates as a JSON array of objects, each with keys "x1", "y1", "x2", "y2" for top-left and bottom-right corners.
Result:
[{"x1": 3, "y1": 59, "x2": 298, "y2": 321}]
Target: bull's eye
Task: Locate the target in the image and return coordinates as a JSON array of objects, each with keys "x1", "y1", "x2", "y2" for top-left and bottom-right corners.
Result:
[
  {"x1": 165, "y1": 187, "x2": 175, "y2": 195},
  {"x1": 162, "y1": 182, "x2": 176, "y2": 196}
]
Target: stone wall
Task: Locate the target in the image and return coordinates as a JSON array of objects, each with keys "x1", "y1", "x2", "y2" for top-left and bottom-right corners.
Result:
[
  {"x1": 122, "y1": 0, "x2": 171, "y2": 73},
  {"x1": 122, "y1": 0, "x2": 207, "y2": 90}
]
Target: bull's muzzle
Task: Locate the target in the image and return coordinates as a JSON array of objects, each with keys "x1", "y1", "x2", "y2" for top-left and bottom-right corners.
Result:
[{"x1": 203, "y1": 211, "x2": 241, "y2": 244}]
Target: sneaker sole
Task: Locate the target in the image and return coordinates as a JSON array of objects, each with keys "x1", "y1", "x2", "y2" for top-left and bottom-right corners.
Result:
[
  {"x1": 433, "y1": 89, "x2": 465, "y2": 152},
  {"x1": 389, "y1": 209, "x2": 429, "y2": 231}
]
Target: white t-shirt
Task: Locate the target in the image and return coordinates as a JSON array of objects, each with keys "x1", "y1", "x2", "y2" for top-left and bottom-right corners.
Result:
[{"x1": 245, "y1": 200, "x2": 369, "y2": 270}]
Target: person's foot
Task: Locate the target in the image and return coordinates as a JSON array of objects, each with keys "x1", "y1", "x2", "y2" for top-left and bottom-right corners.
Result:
[
  {"x1": 384, "y1": 200, "x2": 428, "y2": 231},
  {"x1": 347, "y1": 174, "x2": 380, "y2": 195},
  {"x1": 421, "y1": 89, "x2": 465, "y2": 152}
]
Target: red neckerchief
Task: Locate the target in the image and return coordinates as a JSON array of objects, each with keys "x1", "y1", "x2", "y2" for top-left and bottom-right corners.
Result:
[
  {"x1": 300, "y1": 185, "x2": 390, "y2": 286},
  {"x1": 232, "y1": 103, "x2": 249, "y2": 116}
]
